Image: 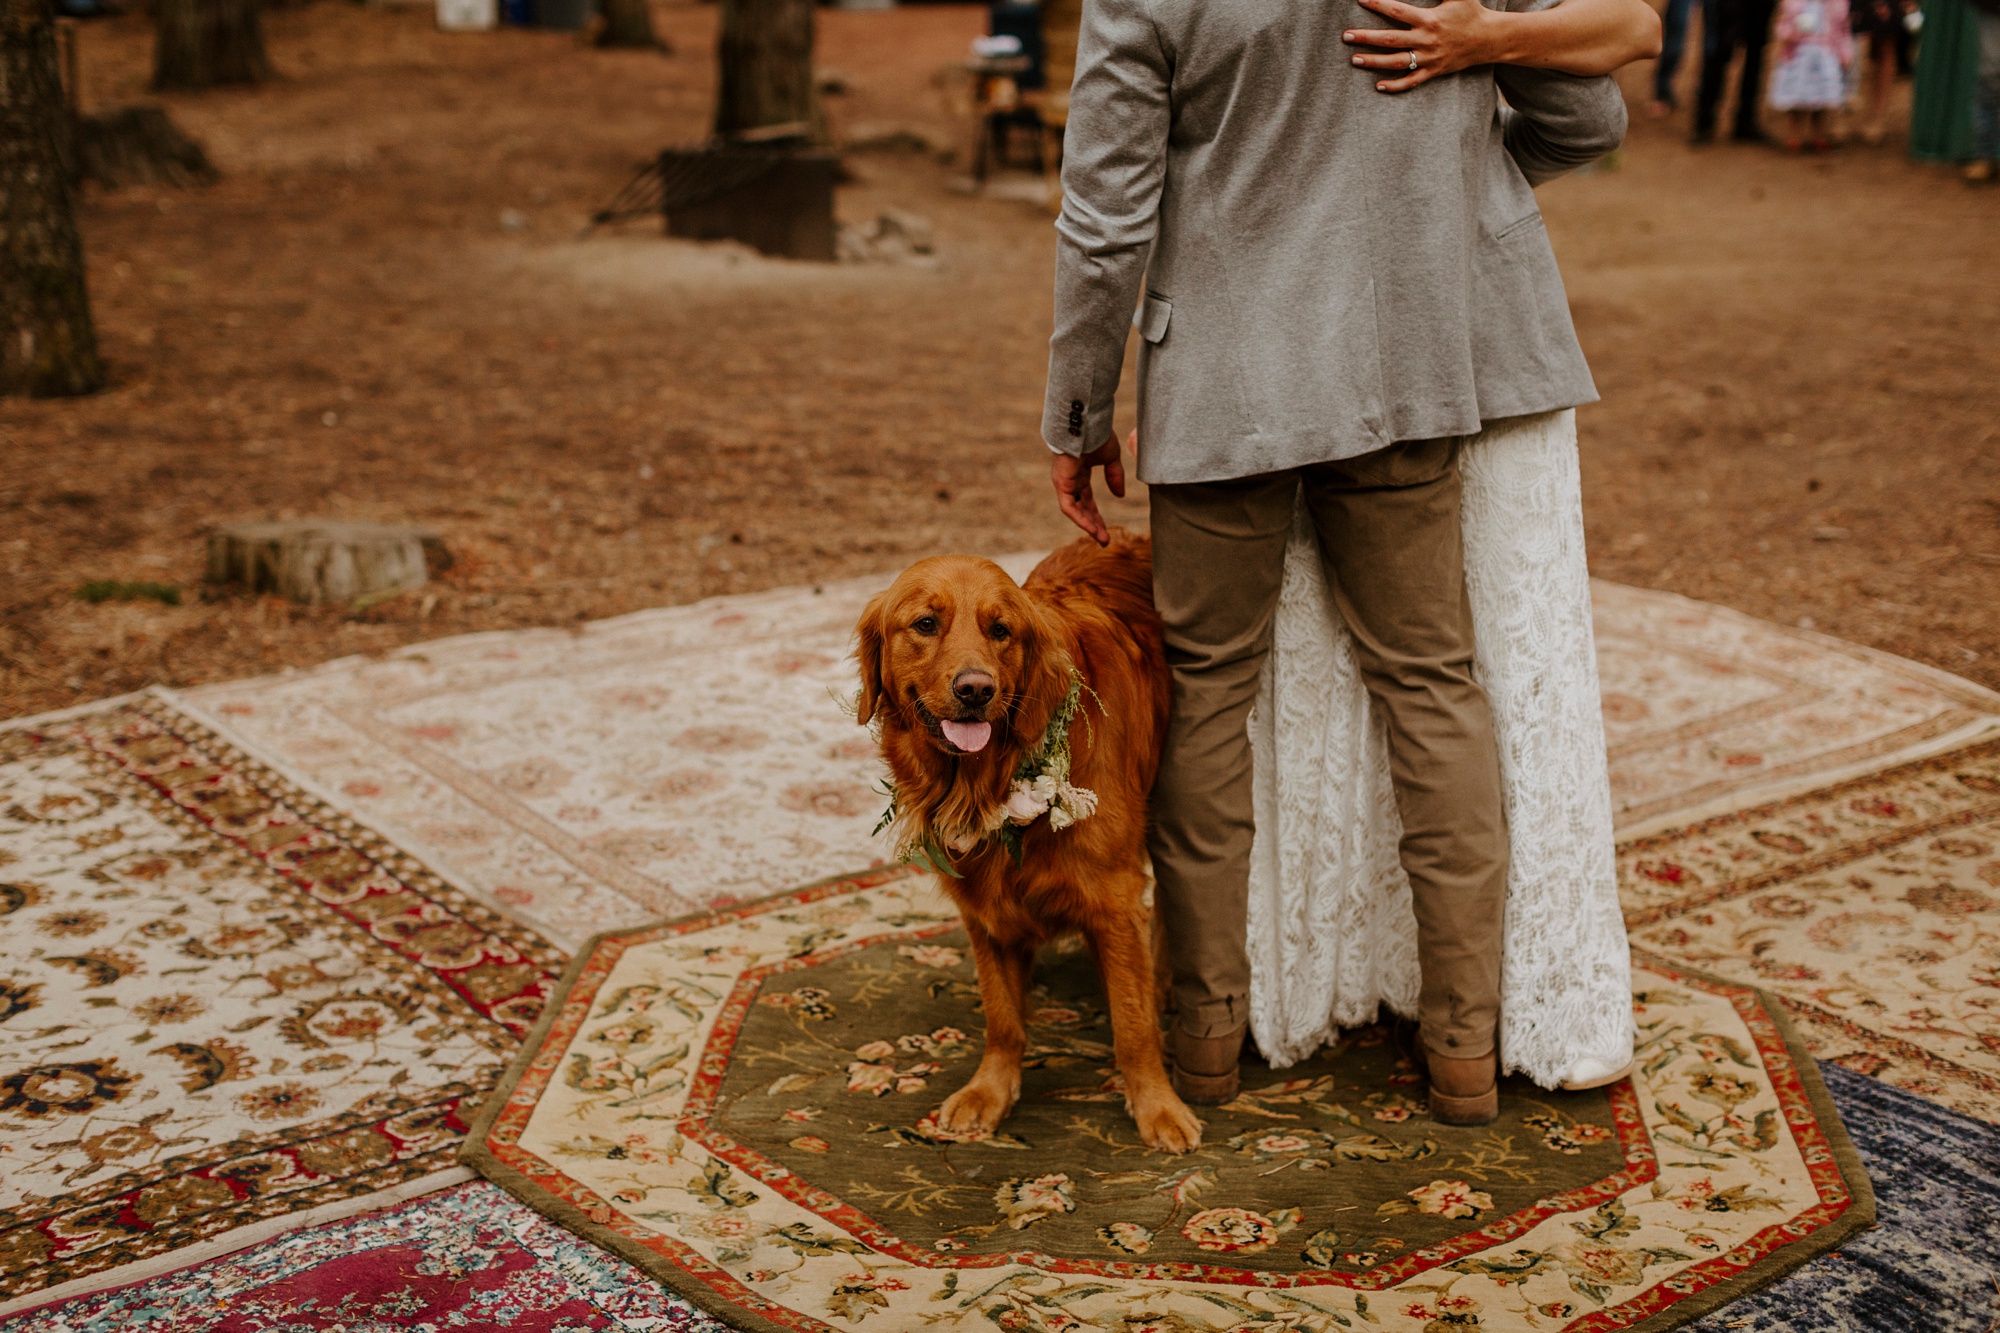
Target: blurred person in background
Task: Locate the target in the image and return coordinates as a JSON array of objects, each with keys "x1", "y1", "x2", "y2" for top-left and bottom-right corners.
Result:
[
  {"x1": 1649, "y1": 0, "x2": 1700, "y2": 113},
  {"x1": 1849, "y1": 0, "x2": 1917, "y2": 142},
  {"x1": 1770, "y1": 0, "x2": 1856, "y2": 149},
  {"x1": 1973, "y1": 0, "x2": 2000, "y2": 179},
  {"x1": 1695, "y1": 0, "x2": 1779, "y2": 141}
]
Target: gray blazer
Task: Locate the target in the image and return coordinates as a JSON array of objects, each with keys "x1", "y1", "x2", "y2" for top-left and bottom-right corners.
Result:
[{"x1": 1040, "y1": 0, "x2": 1628, "y2": 484}]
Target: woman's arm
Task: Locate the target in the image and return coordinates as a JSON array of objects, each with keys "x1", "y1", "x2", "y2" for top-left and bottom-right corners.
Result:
[
  {"x1": 1492, "y1": 60, "x2": 1629, "y2": 183},
  {"x1": 1346, "y1": 0, "x2": 1664, "y2": 93}
]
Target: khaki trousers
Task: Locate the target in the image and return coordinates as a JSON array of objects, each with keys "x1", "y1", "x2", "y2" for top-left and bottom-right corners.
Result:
[{"x1": 1147, "y1": 438, "x2": 1509, "y2": 1059}]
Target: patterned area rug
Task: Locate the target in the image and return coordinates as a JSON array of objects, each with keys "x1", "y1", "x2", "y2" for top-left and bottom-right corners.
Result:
[
  {"x1": 1683, "y1": 1062, "x2": 2000, "y2": 1333},
  {"x1": 172, "y1": 565, "x2": 1024, "y2": 955},
  {"x1": 16, "y1": 1064, "x2": 1976, "y2": 1333},
  {"x1": 3, "y1": 1179, "x2": 726, "y2": 1333},
  {"x1": 466, "y1": 868, "x2": 1870, "y2": 1333},
  {"x1": 175, "y1": 575, "x2": 2000, "y2": 952},
  {"x1": 6, "y1": 575, "x2": 1990, "y2": 1322},
  {"x1": 1590, "y1": 585, "x2": 2000, "y2": 832},
  {"x1": 1620, "y1": 735, "x2": 2000, "y2": 1124},
  {"x1": 0, "y1": 696, "x2": 563, "y2": 1308}
]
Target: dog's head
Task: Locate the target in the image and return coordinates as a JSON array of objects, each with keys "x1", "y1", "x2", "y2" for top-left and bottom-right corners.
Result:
[{"x1": 854, "y1": 555, "x2": 1068, "y2": 759}]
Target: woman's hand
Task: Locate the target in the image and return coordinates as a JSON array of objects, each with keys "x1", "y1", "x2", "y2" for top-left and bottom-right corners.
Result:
[
  {"x1": 1345, "y1": 0, "x2": 1504, "y2": 93},
  {"x1": 1345, "y1": 0, "x2": 1664, "y2": 93}
]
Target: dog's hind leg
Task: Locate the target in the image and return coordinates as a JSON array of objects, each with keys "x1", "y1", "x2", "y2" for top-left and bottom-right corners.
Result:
[
  {"x1": 1091, "y1": 891, "x2": 1204, "y2": 1153},
  {"x1": 937, "y1": 920, "x2": 1033, "y2": 1134}
]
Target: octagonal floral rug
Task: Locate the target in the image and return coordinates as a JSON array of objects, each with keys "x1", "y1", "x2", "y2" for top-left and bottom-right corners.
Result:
[{"x1": 464, "y1": 866, "x2": 1870, "y2": 1332}]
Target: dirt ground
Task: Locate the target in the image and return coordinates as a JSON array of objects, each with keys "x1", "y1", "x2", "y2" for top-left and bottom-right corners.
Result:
[{"x1": 1, "y1": 2, "x2": 1996, "y2": 718}]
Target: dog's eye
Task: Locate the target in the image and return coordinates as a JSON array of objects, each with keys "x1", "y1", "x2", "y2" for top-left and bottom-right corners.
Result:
[
  {"x1": 912, "y1": 615, "x2": 939, "y2": 636},
  {"x1": 989, "y1": 622, "x2": 1011, "y2": 641}
]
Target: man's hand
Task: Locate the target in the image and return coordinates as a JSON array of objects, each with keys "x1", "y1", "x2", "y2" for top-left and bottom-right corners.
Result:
[{"x1": 1051, "y1": 434, "x2": 1126, "y2": 547}]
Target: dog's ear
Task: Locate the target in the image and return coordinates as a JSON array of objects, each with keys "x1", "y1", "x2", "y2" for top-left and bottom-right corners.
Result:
[
  {"x1": 853, "y1": 589, "x2": 891, "y2": 727},
  {"x1": 1010, "y1": 595, "x2": 1073, "y2": 744}
]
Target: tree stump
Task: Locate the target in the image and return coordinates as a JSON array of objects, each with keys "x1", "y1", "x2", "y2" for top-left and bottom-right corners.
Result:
[{"x1": 207, "y1": 522, "x2": 438, "y2": 606}]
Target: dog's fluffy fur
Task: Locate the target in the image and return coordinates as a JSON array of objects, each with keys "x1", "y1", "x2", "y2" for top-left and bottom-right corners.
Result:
[{"x1": 854, "y1": 531, "x2": 1200, "y2": 1152}]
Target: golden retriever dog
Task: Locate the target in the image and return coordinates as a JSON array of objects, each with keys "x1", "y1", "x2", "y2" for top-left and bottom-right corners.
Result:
[{"x1": 853, "y1": 530, "x2": 1202, "y2": 1153}]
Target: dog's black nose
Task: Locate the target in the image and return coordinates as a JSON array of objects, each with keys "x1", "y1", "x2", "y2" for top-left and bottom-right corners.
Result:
[{"x1": 952, "y1": 670, "x2": 996, "y2": 709}]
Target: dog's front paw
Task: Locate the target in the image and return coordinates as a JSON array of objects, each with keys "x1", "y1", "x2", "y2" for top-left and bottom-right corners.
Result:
[
  {"x1": 1133, "y1": 1092, "x2": 1203, "y2": 1154},
  {"x1": 938, "y1": 1079, "x2": 1016, "y2": 1134}
]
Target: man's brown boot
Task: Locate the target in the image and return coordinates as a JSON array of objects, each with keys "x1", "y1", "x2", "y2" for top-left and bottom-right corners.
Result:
[
  {"x1": 1423, "y1": 1047, "x2": 1499, "y2": 1126},
  {"x1": 1167, "y1": 1025, "x2": 1243, "y2": 1104}
]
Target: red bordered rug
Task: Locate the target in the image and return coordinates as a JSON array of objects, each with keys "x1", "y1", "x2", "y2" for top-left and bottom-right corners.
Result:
[
  {"x1": 1619, "y1": 734, "x2": 2000, "y2": 1126},
  {"x1": 466, "y1": 867, "x2": 1871, "y2": 1333},
  {"x1": 0, "y1": 695, "x2": 564, "y2": 1305}
]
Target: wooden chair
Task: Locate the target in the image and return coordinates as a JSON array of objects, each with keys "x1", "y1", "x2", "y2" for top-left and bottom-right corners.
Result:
[
  {"x1": 966, "y1": 53, "x2": 1037, "y2": 183},
  {"x1": 964, "y1": 0, "x2": 1082, "y2": 210}
]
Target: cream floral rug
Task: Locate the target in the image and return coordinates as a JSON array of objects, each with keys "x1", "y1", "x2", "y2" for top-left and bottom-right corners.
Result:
[
  {"x1": 467, "y1": 867, "x2": 1870, "y2": 1333},
  {"x1": 1620, "y1": 734, "x2": 2000, "y2": 1126},
  {"x1": 177, "y1": 573, "x2": 2000, "y2": 953},
  {"x1": 1592, "y1": 587, "x2": 2000, "y2": 833},
  {"x1": 10, "y1": 572, "x2": 1985, "y2": 1317},
  {"x1": 0, "y1": 696, "x2": 564, "y2": 1310}
]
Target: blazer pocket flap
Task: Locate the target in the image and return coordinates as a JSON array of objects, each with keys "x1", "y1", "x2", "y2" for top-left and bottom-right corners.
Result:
[{"x1": 1134, "y1": 295, "x2": 1173, "y2": 344}]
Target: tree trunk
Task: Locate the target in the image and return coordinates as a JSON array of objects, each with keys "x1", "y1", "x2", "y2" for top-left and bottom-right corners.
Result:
[
  {"x1": 153, "y1": 0, "x2": 268, "y2": 92},
  {"x1": 597, "y1": 0, "x2": 663, "y2": 50},
  {"x1": 714, "y1": 0, "x2": 815, "y2": 140},
  {"x1": 0, "y1": 0, "x2": 103, "y2": 398}
]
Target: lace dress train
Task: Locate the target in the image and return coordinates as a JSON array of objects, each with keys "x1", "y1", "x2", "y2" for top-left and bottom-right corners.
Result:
[{"x1": 1244, "y1": 409, "x2": 1633, "y2": 1089}]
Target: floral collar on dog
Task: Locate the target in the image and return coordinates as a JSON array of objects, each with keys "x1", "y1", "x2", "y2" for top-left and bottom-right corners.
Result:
[{"x1": 873, "y1": 673, "x2": 1100, "y2": 879}]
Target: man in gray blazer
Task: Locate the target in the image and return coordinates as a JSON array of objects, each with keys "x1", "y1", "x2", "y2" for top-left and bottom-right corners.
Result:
[{"x1": 1040, "y1": 0, "x2": 1632, "y2": 1125}]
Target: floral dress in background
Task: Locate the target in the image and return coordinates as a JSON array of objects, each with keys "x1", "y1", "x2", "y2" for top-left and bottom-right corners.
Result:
[{"x1": 1770, "y1": 0, "x2": 1857, "y2": 109}]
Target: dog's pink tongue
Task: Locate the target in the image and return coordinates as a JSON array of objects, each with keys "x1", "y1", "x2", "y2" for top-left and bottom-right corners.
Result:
[{"x1": 940, "y1": 719, "x2": 992, "y2": 753}]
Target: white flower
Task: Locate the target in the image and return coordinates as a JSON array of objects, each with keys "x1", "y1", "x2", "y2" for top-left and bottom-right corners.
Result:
[
  {"x1": 1048, "y1": 804, "x2": 1075, "y2": 831},
  {"x1": 1003, "y1": 781, "x2": 1049, "y2": 826},
  {"x1": 1029, "y1": 773, "x2": 1062, "y2": 804}
]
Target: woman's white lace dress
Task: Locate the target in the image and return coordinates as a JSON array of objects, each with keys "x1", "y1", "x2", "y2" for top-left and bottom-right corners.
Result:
[{"x1": 1245, "y1": 409, "x2": 1633, "y2": 1089}]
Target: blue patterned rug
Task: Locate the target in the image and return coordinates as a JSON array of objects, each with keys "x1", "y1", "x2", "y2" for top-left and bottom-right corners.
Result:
[{"x1": 1688, "y1": 1062, "x2": 2000, "y2": 1332}]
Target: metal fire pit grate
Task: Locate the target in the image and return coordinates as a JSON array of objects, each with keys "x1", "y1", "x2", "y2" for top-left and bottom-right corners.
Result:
[{"x1": 587, "y1": 132, "x2": 816, "y2": 230}]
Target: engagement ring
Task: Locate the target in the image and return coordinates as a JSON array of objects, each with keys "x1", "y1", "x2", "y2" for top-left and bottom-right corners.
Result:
[{"x1": 1407, "y1": 51, "x2": 1419, "y2": 70}]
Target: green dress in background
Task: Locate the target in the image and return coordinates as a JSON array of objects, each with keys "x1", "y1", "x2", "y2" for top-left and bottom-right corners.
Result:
[{"x1": 1911, "y1": 0, "x2": 1983, "y2": 159}]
